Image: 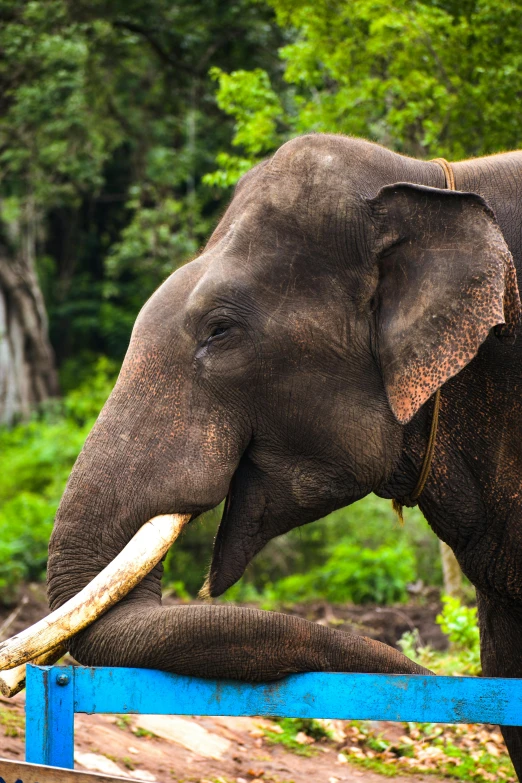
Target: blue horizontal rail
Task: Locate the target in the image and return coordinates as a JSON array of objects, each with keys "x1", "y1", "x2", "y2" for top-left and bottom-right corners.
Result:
[{"x1": 25, "y1": 665, "x2": 522, "y2": 769}]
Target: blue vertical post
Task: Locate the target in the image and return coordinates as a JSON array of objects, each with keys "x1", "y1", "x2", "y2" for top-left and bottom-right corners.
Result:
[{"x1": 25, "y1": 664, "x2": 75, "y2": 768}]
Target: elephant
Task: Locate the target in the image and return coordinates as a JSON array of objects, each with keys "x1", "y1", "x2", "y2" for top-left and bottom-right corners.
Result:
[{"x1": 46, "y1": 134, "x2": 522, "y2": 776}]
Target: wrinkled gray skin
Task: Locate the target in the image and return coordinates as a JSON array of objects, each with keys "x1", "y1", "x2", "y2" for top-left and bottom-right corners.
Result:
[{"x1": 48, "y1": 135, "x2": 522, "y2": 777}]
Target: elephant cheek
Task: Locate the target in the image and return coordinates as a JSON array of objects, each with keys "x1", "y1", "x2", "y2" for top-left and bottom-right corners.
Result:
[{"x1": 202, "y1": 457, "x2": 271, "y2": 598}]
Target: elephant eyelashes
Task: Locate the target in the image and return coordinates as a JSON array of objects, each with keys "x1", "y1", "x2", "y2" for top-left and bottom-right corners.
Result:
[
  {"x1": 194, "y1": 324, "x2": 233, "y2": 360},
  {"x1": 208, "y1": 326, "x2": 229, "y2": 341}
]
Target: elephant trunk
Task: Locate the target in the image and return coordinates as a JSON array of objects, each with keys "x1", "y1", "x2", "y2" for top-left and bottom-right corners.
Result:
[{"x1": 65, "y1": 600, "x2": 433, "y2": 680}]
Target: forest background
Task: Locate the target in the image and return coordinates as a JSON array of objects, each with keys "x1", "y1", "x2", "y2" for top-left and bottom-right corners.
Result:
[{"x1": 1, "y1": 0, "x2": 521, "y2": 608}]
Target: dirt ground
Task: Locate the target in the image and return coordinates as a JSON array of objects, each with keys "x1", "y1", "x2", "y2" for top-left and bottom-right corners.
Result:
[{"x1": 0, "y1": 586, "x2": 450, "y2": 782}]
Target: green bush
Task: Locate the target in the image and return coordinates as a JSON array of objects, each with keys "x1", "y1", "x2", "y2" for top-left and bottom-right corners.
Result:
[
  {"x1": 262, "y1": 717, "x2": 332, "y2": 756},
  {"x1": 0, "y1": 494, "x2": 56, "y2": 600},
  {"x1": 226, "y1": 541, "x2": 416, "y2": 606},
  {"x1": 398, "y1": 595, "x2": 481, "y2": 675},
  {"x1": 437, "y1": 595, "x2": 480, "y2": 650},
  {"x1": 0, "y1": 357, "x2": 117, "y2": 603},
  {"x1": 220, "y1": 494, "x2": 441, "y2": 606},
  {"x1": 437, "y1": 595, "x2": 481, "y2": 674}
]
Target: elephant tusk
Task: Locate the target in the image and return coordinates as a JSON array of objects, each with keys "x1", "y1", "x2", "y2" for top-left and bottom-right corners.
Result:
[
  {"x1": 0, "y1": 514, "x2": 189, "y2": 675},
  {"x1": 0, "y1": 643, "x2": 67, "y2": 698}
]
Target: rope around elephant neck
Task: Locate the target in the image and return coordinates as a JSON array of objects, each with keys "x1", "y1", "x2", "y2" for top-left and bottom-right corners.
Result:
[{"x1": 392, "y1": 158, "x2": 453, "y2": 522}]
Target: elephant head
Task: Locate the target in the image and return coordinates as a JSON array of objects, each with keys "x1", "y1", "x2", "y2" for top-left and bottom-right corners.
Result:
[{"x1": 40, "y1": 134, "x2": 518, "y2": 677}]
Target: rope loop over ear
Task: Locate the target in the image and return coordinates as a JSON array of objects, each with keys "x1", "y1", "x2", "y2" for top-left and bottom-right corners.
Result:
[{"x1": 431, "y1": 157, "x2": 456, "y2": 190}]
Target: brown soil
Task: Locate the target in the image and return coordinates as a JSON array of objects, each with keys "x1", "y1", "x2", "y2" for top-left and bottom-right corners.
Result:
[
  {"x1": 0, "y1": 586, "x2": 452, "y2": 781},
  {"x1": 0, "y1": 584, "x2": 447, "y2": 652},
  {"x1": 264, "y1": 596, "x2": 448, "y2": 651}
]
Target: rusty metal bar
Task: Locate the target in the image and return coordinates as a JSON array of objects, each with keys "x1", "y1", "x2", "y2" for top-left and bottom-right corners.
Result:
[{"x1": 0, "y1": 758, "x2": 133, "y2": 783}]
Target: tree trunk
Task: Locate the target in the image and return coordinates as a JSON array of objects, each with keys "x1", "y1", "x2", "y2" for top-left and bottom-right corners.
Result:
[
  {"x1": 0, "y1": 232, "x2": 59, "y2": 424},
  {"x1": 440, "y1": 540, "x2": 463, "y2": 597}
]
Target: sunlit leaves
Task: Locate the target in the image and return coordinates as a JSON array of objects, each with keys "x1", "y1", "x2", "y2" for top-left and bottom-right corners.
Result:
[
  {"x1": 208, "y1": 0, "x2": 522, "y2": 187},
  {"x1": 210, "y1": 67, "x2": 284, "y2": 155}
]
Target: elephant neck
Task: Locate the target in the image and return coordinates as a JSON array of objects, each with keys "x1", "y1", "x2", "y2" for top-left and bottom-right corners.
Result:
[{"x1": 381, "y1": 347, "x2": 522, "y2": 605}]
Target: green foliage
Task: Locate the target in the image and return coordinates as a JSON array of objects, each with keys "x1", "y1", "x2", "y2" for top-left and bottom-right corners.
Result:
[
  {"x1": 0, "y1": 0, "x2": 282, "y2": 365},
  {"x1": 228, "y1": 542, "x2": 416, "y2": 606},
  {"x1": 208, "y1": 0, "x2": 522, "y2": 188},
  {"x1": 263, "y1": 717, "x2": 331, "y2": 756},
  {"x1": 202, "y1": 67, "x2": 283, "y2": 187},
  {"x1": 220, "y1": 495, "x2": 440, "y2": 606},
  {"x1": 0, "y1": 494, "x2": 56, "y2": 600},
  {"x1": 398, "y1": 595, "x2": 481, "y2": 675},
  {"x1": 115, "y1": 715, "x2": 132, "y2": 732},
  {"x1": 133, "y1": 726, "x2": 157, "y2": 739},
  {"x1": 263, "y1": 715, "x2": 516, "y2": 780},
  {"x1": 0, "y1": 358, "x2": 117, "y2": 601},
  {"x1": 344, "y1": 720, "x2": 515, "y2": 781},
  {"x1": 437, "y1": 594, "x2": 480, "y2": 651},
  {"x1": 0, "y1": 1, "x2": 120, "y2": 207},
  {"x1": 0, "y1": 707, "x2": 25, "y2": 738},
  {"x1": 212, "y1": 66, "x2": 283, "y2": 155}
]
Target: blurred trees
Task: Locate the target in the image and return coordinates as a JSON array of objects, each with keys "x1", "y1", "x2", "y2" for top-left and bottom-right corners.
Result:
[
  {"x1": 0, "y1": 0, "x2": 282, "y2": 415},
  {"x1": 0, "y1": 212, "x2": 59, "y2": 425}
]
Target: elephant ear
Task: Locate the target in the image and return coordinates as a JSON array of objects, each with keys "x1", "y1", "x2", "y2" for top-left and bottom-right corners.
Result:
[{"x1": 368, "y1": 183, "x2": 521, "y2": 424}]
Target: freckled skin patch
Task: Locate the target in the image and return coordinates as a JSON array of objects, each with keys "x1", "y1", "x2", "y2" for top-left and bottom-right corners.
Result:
[{"x1": 47, "y1": 135, "x2": 522, "y2": 777}]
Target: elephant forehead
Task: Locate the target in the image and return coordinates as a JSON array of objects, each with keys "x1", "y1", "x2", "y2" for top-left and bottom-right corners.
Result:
[
  {"x1": 184, "y1": 259, "x2": 346, "y2": 345},
  {"x1": 184, "y1": 255, "x2": 253, "y2": 311},
  {"x1": 196, "y1": 218, "x2": 349, "y2": 302},
  {"x1": 133, "y1": 259, "x2": 206, "y2": 339}
]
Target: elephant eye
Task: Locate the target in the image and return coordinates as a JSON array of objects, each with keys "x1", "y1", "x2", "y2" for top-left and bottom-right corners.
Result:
[{"x1": 208, "y1": 325, "x2": 229, "y2": 341}]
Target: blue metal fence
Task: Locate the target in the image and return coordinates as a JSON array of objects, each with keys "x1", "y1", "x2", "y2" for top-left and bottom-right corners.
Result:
[{"x1": 25, "y1": 665, "x2": 522, "y2": 769}]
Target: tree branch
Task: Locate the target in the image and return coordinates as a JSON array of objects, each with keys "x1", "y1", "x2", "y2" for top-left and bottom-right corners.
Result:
[{"x1": 112, "y1": 20, "x2": 195, "y2": 77}]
